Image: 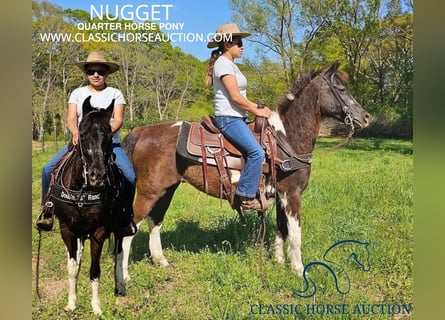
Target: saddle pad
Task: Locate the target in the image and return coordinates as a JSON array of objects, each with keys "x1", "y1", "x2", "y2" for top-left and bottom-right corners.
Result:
[{"x1": 177, "y1": 122, "x2": 201, "y2": 163}]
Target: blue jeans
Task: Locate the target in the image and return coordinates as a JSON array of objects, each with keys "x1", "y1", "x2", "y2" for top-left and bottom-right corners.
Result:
[
  {"x1": 41, "y1": 144, "x2": 135, "y2": 205},
  {"x1": 213, "y1": 116, "x2": 264, "y2": 198}
]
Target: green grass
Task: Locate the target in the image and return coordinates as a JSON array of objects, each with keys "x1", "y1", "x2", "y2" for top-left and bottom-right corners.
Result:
[{"x1": 32, "y1": 138, "x2": 413, "y2": 319}]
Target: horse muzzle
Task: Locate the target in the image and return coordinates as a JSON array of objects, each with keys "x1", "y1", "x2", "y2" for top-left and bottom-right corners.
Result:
[
  {"x1": 352, "y1": 111, "x2": 372, "y2": 129},
  {"x1": 88, "y1": 170, "x2": 106, "y2": 188}
]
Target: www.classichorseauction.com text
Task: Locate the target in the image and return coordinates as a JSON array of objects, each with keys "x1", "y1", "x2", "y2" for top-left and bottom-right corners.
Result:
[
  {"x1": 39, "y1": 3, "x2": 234, "y2": 44},
  {"x1": 250, "y1": 303, "x2": 413, "y2": 316}
]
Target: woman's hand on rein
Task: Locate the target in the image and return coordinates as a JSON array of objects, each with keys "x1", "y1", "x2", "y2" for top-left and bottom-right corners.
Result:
[
  {"x1": 72, "y1": 132, "x2": 79, "y2": 145},
  {"x1": 255, "y1": 106, "x2": 272, "y2": 119}
]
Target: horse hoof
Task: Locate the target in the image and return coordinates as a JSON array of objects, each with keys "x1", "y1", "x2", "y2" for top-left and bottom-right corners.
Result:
[
  {"x1": 93, "y1": 309, "x2": 103, "y2": 317},
  {"x1": 114, "y1": 287, "x2": 127, "y2": 297},
  {"x1": 295, "y1": 267, "x2": 304, "y2": 277},
  {"x1": 64, "y1": 305, "x2": 75, "y2": 313},
  {"x1": 160, "y1": 260, "x2": 170, "y2": 268},
  {"x1": 151, "y1": 257, "x2": 170, "y2": 267}
]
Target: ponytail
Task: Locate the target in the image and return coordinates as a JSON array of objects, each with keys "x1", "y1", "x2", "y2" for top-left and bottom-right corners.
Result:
[{"x1": 205, "y1": 49, "x2": 222, "y2": 87}]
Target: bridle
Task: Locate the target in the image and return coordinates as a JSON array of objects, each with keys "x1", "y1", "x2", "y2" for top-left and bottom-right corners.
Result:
[
  {"x1": 320, "y1": 72, "x2": 355, "y2": 137},
  {"x1": 50, "y1": 123, "x2": 114, "y2": 208}
]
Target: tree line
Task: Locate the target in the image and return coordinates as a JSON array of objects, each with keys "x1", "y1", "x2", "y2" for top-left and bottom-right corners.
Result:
[{"x1": 32, "y1": 0, "x2": 413, "y2": 143}]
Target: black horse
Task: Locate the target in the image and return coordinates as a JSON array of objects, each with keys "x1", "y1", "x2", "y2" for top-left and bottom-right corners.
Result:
[
  {"x1": 48, "y1": 97, "x2": 133, "y2": 316},
  {"x1": 120, "y1": 61, "x2": 371, "y2": 279}
]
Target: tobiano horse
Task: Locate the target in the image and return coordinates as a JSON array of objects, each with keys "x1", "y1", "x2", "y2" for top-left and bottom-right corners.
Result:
[
  {"x1": 120, "y1": 61, "x2": 371, "y2": 279},
  {"x1": 47, "y1": 97, "x2": 134, "y2": 316}
]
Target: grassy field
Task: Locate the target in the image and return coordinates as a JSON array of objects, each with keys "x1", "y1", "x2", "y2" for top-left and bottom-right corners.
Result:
[{"x1": 31, "y1": 137, "x2": 413, "y2": 319}]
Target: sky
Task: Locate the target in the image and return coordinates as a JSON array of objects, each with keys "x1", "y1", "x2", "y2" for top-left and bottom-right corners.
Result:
[{"x1": 50, "y1": 0, "x2": 256, "y2": 61}]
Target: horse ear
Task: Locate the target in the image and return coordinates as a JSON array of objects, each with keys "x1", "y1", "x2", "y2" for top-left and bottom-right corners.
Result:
[
  {"x1": 105, "y1": 99, "x2": 115, "y2": 115},
  {"x1": 327, "y1": 61, "x2": 340, "y2": 74},
  {"x1": 82, "y1": 96, "x2": 94, "y2": 115}
]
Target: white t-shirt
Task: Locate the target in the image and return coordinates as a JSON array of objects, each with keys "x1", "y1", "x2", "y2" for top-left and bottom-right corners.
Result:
[
  {"x1": 213, "y1": 55, "x2": 248, "y2": 117},
  {"x1": 68, "y1": 86, "x2": 126, "y2": 143}
]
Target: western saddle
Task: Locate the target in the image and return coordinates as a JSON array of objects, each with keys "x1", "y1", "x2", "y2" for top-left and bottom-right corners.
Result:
[{"x1": 179, "y1": 115, "x2": 312, "y2": 211}]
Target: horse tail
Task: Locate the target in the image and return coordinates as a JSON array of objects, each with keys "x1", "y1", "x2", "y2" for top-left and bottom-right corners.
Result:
[{"x1": 122, "y1": 127, "x2": 144, "y2": 158}]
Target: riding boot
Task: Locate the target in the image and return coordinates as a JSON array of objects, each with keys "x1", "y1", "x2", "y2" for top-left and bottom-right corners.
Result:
[
  {"x1": 239, "y1": 196, "x2": 273, "y2": 212},
  {"x1": 35, "y1": 202, "x2": 55, "y2": 231}
]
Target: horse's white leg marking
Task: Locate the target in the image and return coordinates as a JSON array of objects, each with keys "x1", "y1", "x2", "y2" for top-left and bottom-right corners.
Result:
[
  {"x1": 287, "y1": 211, "x2": 304, "y2": 276},
  {"x1": 274, "y1": 194, "x2": 287, "y2": 264},
  {"x1": 121, "y1": 221, "x2": 142, "y2": 281},
  {"x1": 90, "y1": 278, "x2": 102, "y2": 316},
  {"x1": 148, "y1": 217, "x2": 169, "y2": 267},
  {"x1": 274, "y1": 235, "x2": 285, "y2": 264},
  {"x1": 65, "y1": 238, "x2": 83, "y2": 312}
]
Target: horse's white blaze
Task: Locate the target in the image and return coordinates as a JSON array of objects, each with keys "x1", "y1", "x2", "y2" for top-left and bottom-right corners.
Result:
[
  {"x1": 90, "y1": 278, "x2": 102, "y2": 316},
  {"x1": 148, "y1": 217, "x2": 170, "y2": 267},
  {"x1": 268, "y1": 112, "x2": 286, "y2": 135},
  {"x1": 65, "y1": 238, "x2": 83, "y2": 312}
]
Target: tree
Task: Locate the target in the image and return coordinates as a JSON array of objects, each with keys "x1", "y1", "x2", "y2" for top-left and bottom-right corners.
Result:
[
  {"x1": 32, "y1": 1, "x2": 80, "y2": 145},
  {"x1": 231, "y1": 0, "x2": 304, "y2": 83}
]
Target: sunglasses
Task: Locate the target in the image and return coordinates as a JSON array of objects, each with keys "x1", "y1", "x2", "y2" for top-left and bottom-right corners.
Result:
[
  {"x1": 86, "y1": 69, "x2": 107, "y2": 76},
  {"x1": 229, "y1": 39, "x2": 243, "y2": 47}
]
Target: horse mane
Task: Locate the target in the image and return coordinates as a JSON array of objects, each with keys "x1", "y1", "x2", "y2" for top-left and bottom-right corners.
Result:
[
  {"x1": 274, "y1": 70, "x2": 324, "y2": 152},
  {"x1": 276, "y1": 68, "x2": 349, "y2": 114},
  {"x1": 276, "y1": 71, "x2": 318, "y2": 114}
]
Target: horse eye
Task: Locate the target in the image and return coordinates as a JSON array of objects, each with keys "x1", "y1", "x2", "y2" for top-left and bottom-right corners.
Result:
[{"x1": 335, "y1": 84, "x2": 346, "y2": 92}]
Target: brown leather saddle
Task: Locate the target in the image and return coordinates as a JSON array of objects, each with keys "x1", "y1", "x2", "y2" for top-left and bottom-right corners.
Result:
[
  {"x1": 178, "y1": 115, "x2": 312, "y2": 207},
  {"x1": 182, "y1": 115, "x2": 275, "y2": 207},
  {"x1": 186, "y1": 115, "x2": 273, "y2": 169}
]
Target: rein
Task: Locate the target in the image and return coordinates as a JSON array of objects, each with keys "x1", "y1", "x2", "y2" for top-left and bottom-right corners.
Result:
[
  {"x1": 266, "y1": 127, "x2": 312, "y2": 172},
  {"x1": 52, "y1": 144, "x2": 105, "y2": 207}
]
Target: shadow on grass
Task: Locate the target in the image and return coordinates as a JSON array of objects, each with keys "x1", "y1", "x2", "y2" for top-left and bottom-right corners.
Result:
[
  {"x1": 129, "y1": 213, "x2": 277, "y2": 263},
  {"x1": 316, "y1": 137, "x2": 413, "y2": 155}
]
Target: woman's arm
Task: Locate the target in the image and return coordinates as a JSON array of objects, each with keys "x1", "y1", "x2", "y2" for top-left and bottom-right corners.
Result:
[
  {"x1": 110, "y1": 104, "x2": 125, "y2": 133},
  {"x1": 66, "y1": 103, "x2": 79, "y2": 145},
  {"x1": 221, "y1": 74, "x2": 272, "y2": 118}
]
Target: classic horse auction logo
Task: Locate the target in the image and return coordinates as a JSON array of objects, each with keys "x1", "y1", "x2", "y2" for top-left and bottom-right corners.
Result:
[{"x1": 293, "y1": 240, "x2": 371, "y2": 298}]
